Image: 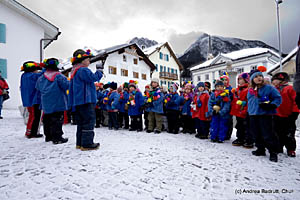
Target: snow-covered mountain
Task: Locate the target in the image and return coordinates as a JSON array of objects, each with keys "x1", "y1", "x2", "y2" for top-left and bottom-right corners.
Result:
[
  {"x1": 178, "y1": 33, "x2": 278, "y2": 76},
  {"x1": 128, "y1": 37, "x2": 158, "y2": 49}
]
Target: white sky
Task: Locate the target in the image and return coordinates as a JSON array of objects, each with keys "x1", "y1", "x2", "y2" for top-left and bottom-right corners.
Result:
[{"x1": 17, "y1": 0, "x2": 300, "y2": 59}]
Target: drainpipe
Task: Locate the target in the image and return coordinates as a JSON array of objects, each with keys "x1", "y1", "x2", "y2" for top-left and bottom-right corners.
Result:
[{"x1": 40, "y1": 31, "x2": 61, "y2": 62}]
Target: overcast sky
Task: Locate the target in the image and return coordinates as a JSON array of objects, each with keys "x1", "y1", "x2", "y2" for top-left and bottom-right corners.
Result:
[{"x1": 18, "y1": 0, "x2": 300, "y2": 59}]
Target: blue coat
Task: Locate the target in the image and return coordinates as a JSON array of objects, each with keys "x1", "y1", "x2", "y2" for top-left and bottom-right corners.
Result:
[
  {"x1": 247, "y1": 84, "x2": 282, "y2": 116},
  {"x1": 146, "y1": 88, "x2": 164, "y2": 114},
  {"x1": 106, "y1": 91, "x2": 120, "y2": 111},
  {"x1": 179, "y1": 96, "x2": 192, "y2": 116},
  {"x1": 128, "y1": 91, "x2": 144, "y2": 116},
  {"x1": 165, "y1": 93, "x2": 181, "y2": 111},
  {"x1": 20, "y1": 71, "x2": 44, "y2": 107},
  {"x1": 119, "y1": 91, "x2": 129, "y2": 113},
  {"x1": 36, "y1": 71, "x2": 69, "y2": 114},
  {"x1": 68, "y1": 66, "x2": 102, "y2": 108},
  {"x1": 207, "y1": 92, "x2": 231, "y2": 119}
]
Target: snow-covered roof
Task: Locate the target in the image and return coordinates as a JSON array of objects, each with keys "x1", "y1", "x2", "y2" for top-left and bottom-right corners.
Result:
[
  {"x1": 267, "y1": 46, "x2": 298, "y2": 74},
  {"x1": 142, "y1": 43, "x2": 164, "y2": 55},
  {"x1": 190, "y1": 48, "x2": 279, "y2": 71}
]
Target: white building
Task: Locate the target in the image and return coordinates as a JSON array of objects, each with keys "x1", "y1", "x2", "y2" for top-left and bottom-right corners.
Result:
[
  {"x1": 63, "y1": 43, "x2": 155, "y2": 92},
  {"x1": 190, "y1": 48, "x2": 280, "y2": 88},
  {"x1": 268, "y1": 46, "x2": 298, "y2": 79},
  {"x1": 143, "y1": 42, "x2": 183, "y2": 87},
  {"x1": 0, "y1": 0, "x2": 60, "y2": 108}
]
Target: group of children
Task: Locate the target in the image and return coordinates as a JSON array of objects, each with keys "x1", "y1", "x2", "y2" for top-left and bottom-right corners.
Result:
[
  {"x1": 19, "y1": 50, "x2": 299, "y2": 161},
  {"x1": 92, "y1": 66, "x2": 299, "y2": 162}
]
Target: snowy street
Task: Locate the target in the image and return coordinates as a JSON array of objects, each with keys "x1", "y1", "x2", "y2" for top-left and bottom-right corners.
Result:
[{"x1": 0, "y1": 109, "x2": 300, "y2": 200}]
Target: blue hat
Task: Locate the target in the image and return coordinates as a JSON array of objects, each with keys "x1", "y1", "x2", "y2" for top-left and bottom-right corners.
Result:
[
  {"x1": 197, "y1": 82, "x2": 205, "y2": 88},
  {"x1": 214, "y1": 80, "x2": 224, "y2": 87},
  {"x1": 250, "y1": 69, "x2": 263, "y2": 82}
]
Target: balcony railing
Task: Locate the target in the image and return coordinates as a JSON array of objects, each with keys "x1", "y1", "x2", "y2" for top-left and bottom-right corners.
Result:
[{"x1": 159, "y1": 72, "x2": 178, "y2": 80}]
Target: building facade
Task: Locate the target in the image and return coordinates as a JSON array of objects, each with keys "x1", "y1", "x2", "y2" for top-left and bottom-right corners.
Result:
[
  {"x1": 143, "y1": 42, "x2": 183, "y2": 87},
  {"x1": 190, "y1": 48, "x2": 280, "y2": 88},
  {"x1": 0, "y1": 0, "x2": 60, "y2": 108}
]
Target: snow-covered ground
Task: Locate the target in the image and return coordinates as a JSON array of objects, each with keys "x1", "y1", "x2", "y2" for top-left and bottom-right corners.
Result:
[{"x1": 0, "y1": 109, "x2": 300, "y2": 200}]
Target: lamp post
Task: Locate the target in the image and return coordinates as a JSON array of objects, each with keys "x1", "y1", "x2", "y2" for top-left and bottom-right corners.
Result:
[{"x1": 275, "y1": 0, "x2": 283, "y2": 72}]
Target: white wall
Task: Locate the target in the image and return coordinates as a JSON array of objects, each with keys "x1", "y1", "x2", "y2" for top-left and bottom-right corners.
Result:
[
  {"x1": 148, "y1": 45, "x2": 180, "y2": 86},
  {"x1": 90, "y1": 49, "x2": 152, "y2": 93},
  {"x1": 0, "y1": 3, "x2": 44, "y2": 109}
]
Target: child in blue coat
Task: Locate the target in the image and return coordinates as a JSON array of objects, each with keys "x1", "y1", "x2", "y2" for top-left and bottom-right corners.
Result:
[
  {"x1": 127, "y1": 81, "x2": 144, "y2": 131},
  {"x1": 207, "y1": 80, "x2": 231, "y2": 143},
  {"x1": 248, "y1": 67, "x2": 282, "y2": 162},
  {"x1": 107, "y1": 82, "x2": 120, "y2": 130},
  {"x1": 165, "y1": 83, "x2": 181, "y2": 134},
  {"x1": 145, "y1": 78, "x2": 164, "y2": 134},
  {"x1": 20, "y1": 61, "x2": 44, "y2": 138},
  {"x1": 68, "y1": 49, "x2": 103, "y2": 150},
  {"x1": 36, "y1": 58, "x2": 69, "y2": 144},
  {"x1": 118, "y1": 83, "x2": 129, "y2": 129}
]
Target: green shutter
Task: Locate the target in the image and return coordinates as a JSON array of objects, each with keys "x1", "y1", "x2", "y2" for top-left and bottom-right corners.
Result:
[
  {"x1": 0, "y1": 59, "x2": 7, "y2": 78},
  {"x1": 0, "y1": 24, "x2": 6, "y2": 43}
]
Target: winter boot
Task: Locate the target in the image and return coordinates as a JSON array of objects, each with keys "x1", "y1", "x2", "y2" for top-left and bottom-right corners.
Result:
[
  {"x1": 252, "y1": 149, "x2": 266, "y2": 156},
  {"x1": 243, "y1": 143, "x2": 254, "y2": 149},
  {"x1": 269, "y1": 153, "x2": 278, "y2": 162},
  {"x1": 53, "y1": 137, "x2": 68, "y2": 144},
  {"x1": 154, "y1": 130, "x2": 161, "y2": 134},
  {"x1": 287, "y1": 151, "x2": 296, "y2": 157},
  {"x1": 232, "y1": 139, "x2": 244, "y2": 146},
  {"x1": 81, "y1": 143, "x2": 100, "y2": 151}
]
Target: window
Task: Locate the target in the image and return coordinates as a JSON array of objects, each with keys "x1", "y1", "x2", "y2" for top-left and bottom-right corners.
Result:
[
  {"x1": 236, "y1": 68, "x2": 244, "y2": 74},
  {"x1": 161, "y1": 80, "x2": 163, "y2": 86},
  {"x1": 109, "y1": 66, "x2": 117, "y2": 75},
  {"x1": 123, "y1": 55, "x2": 127, "y2": 62},
  {"x1": 159, "y1": 52, "x2": 163, "y2": 59},
  {"x1": 168, "y1": 81, "x2": 170, "y2": 87},
  {"x1": 164, "y1": 66, "x2": 166, "y2": 72},
  {"x1": 197, "y1": 76, "x2": 201, "y2": 81},
  {"x1": 121, "y1": 69, "x2": 128, "y2": 77},
  {"x1": 133, "y1": 72, "x2": 139, "y2": 78},
  {"x1": 175, "y1": 69, "x2": 178, "y2": 74},
  {"x1": 167, "y1": 67, "x2": 170, "y2": 73},
  {"x1": 133, "y1": 58, "x2": 138, "y2": 65},
  {"x1": 142, "y1": 74, "x2": 147, "y2": 80},
  {"x1": 171, "y1": 68, "x2": 174, "y2": 74},
  {"x1": 160, "y1": 65, "x2": 163, "y2": 72},
  {"x1": 0, "y1": 59, "x2": 7, "y2": 78},
  {"x1": 205, "y1": 74, "x2": 209, "y2": 80},
  {"x1": 251, "y1": 65, "x2": 257, "y2": 70},
  {"x1": 0, "y1": 24, "x2": 6, "y2": 43},
  {"x1": 164, "y1": 54, "x2": 169, "y2": 61},
  {"x1": 155, "y1": 64, "x2": 158, "y2": 72}
]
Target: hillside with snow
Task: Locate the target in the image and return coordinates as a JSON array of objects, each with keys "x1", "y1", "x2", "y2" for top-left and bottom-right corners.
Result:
[{"x1": 178, "y1": 33, "x2": 278, "y2": 76}]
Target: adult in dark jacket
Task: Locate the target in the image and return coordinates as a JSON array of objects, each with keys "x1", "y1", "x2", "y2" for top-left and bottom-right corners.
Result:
[
  {"x1": 68, "y1": 49, "x2": 103, "y2": 150},
  {"x1": 0, "y1": 70, "x2": 9, "y2": 119},
  {"x1": 36, "y1": 58, "x2": 69, "y2": 144},
  {"x1": 20, "y1": 61, "x2": 44, "y2": 138}
]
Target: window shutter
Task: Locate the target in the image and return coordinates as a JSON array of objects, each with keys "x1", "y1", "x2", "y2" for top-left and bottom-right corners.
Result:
[
  {"x1": 0, "y1": 24, "x2": 6, "y2": 43},
  {"x1": 0, "y1": 59, "x2": 7, "y2": 78}
]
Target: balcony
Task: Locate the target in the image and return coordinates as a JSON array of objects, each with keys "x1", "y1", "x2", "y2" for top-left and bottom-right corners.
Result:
[{"x1": 159, "y1": 72, "x2": 178, "y2": 80}]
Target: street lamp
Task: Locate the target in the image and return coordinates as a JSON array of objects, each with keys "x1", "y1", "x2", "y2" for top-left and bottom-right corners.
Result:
[{"x1": 275, "y1": 0, "x2": 283, "y2": 72}]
